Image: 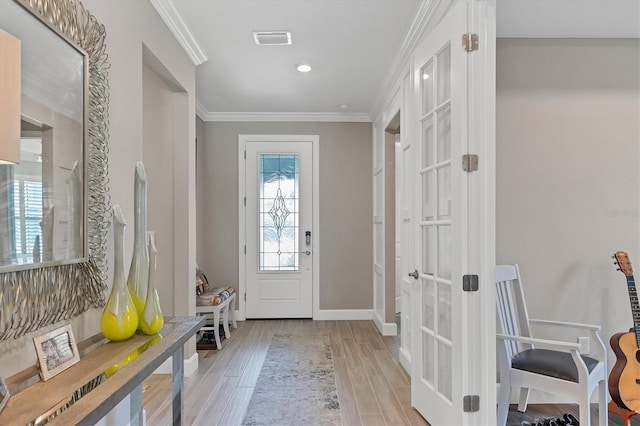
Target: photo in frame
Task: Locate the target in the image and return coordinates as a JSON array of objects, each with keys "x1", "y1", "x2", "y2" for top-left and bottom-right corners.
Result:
[
  {"x1": 0, "y1": 376, "x2": 9, "y2": 413},
  {"x1": 33, "y1": 324, "x2": 80, "y2": 381}
]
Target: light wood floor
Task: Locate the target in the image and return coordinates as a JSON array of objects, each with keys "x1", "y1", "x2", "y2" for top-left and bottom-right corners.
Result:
[
  {"x1": 143, "y1": 319, "x2": 430, "y2": 426},
  {"x1": 143, "y1": 320, "x2": 640, "y2": 426}
]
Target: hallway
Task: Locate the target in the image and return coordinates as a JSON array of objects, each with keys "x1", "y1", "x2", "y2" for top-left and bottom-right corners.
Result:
[{"x1": 143, "y1": 319, "x2": 429, "y2": 425}]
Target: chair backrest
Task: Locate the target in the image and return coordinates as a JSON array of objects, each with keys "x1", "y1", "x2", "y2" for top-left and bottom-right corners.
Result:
[{"x1": 495, "y1": 264, "x2": 533, "y2": 360}]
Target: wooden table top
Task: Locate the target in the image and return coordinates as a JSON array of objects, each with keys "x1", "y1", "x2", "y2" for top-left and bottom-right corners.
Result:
[{"x1": 0, "y1": 316, "x2": 204, "y2": 426}]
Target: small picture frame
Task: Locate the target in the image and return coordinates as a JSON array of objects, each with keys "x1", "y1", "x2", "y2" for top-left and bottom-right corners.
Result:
[
  {"x1": 0, "y1": 375, "x2": 9, "y2": 413},
  {"x1": 33, "y1": 324, "x2": 80, "y2": 381}
]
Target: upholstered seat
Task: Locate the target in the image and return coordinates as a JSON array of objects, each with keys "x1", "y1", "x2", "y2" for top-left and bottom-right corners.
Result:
[
  {"x1": 511, "y1": 349, "x2": 599, "y2": 383},
  {"x1": 196, "y1": 286, "x2": 236, "y2": 307}
]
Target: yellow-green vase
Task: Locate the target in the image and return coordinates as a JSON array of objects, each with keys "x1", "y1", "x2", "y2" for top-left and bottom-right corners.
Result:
[
  {"x1": 127, "y1": 162, "x2": 149, "y2": 326},
  {"x1": 140, "y1": 231, "x2": 163, "y2": 335},
  {"x1": 101, "y1": 205, "x2": 138, "y2": 341}
]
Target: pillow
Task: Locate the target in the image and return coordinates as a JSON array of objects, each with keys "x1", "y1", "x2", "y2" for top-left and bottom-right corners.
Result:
[{"x1": 196, "y1": 268, "x2": 209, "y2": 295}]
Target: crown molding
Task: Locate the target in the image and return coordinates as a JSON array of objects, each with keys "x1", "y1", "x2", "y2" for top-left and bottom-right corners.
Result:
[
  {"x1": 150, "y1": 0, "x2": 208, "y2": 66},
  {"x1": 369, "y1": 0, "x2": 441, "y2": 121},
  {"x1": 199, "y1": 111, "x2": 372, "y2": 123}
]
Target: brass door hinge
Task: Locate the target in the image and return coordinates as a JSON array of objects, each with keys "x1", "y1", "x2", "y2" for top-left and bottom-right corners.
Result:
[{"x1": 462, "y1": 33, "x2": 479, "y2": 52}]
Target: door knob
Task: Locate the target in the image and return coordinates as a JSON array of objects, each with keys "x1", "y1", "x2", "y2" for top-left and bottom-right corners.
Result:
[
  {"x1": 408, "y1": 269, "x2": 419, "y2": 280},
  {"x1": 299, "y1": 250, "x2": 311, "y2": 256}
]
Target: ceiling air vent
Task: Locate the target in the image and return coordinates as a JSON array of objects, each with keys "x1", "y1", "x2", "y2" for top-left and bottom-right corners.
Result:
[{"x1": 253, "y1": 31, "x2": 292, "y2": 46}]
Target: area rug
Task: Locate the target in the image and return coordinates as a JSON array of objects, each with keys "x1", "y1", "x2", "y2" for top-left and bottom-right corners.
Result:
[{"x1": 242, "y1": 332, "x2": 341, "y2": 425}]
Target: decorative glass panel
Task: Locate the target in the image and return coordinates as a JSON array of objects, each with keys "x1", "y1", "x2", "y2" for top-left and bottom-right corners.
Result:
[{"x1": 259, "y1": 154, "x2": 299, "y2": 271}]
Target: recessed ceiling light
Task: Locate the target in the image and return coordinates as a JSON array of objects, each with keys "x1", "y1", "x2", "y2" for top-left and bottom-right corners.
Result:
[
  {"x1": 423, "y1": 73, "x2": 430, "y2": 80},
  {"x1": 296, "y1": 63, "x2": 312, "y2": 73}
]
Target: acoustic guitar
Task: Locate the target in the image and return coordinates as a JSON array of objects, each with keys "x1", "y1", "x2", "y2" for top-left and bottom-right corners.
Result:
[{"x1": 610, "y1": 250, "x2": 640, "y2": 412}]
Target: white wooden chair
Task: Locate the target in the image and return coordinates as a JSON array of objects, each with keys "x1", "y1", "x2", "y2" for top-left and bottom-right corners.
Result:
[{"x1": 495, "y1": 264, "x2": 608, "y2": 425}]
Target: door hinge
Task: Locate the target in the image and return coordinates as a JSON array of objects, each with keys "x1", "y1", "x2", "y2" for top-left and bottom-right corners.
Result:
[
  {"x1": 244, "y1": 196, "x2": 246, "y2": 206},
  {"x1": 244, "y1": 293, "x2": 246, "y2": 301},
  {"x1": 462, "y1": 33, "x2": 479, "y2": 52},
  {"x1": 244, "y1": 150, "x2": 246, "y2": 159},
  {"x1": 463, "y1": 274, "x2": 479, "y2": 292},
  {"x1": 463, "y1": 395, "x2": 480, "y2": 412},
  {"x1": 244, "y1": 245, "x2": 246, "y2": 255},
  {"x1": 462, "y1": 154, "x2": 478, "y2": 172}
]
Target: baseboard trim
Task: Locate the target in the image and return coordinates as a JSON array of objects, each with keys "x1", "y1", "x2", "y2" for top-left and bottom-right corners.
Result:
[
  {"x1": 153, "y1": 351, "x2": 199, "y2": 377},
  {"x1": 399, "y1": 347, "x2": 411, "y2": 375},
  {"x1": 314, "y1": 309, "x2": 373, "y2": 321},
  {"x1": 373, "y1": 312, "x2": 398, "y2": 336}
]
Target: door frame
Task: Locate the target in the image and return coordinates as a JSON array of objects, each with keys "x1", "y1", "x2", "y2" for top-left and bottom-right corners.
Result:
[{"x1": 238, "y1": 134, "x2": 320, "y2": 321}]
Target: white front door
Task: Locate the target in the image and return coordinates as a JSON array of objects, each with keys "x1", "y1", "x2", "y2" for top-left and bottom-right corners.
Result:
[
  {"x1": 242, "y1": 136, "x2": 314, "y2": 318},
  {"x1": 410, "y1": 1, "x2": 474, "y2": 424}
]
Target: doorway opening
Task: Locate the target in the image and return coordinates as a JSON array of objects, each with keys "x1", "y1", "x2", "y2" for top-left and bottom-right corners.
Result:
[{"x1": 384, "y1": 111, "x2": 401, "y2": 348}]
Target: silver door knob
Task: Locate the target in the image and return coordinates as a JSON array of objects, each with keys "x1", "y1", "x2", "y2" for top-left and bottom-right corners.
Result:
[
  {"x1": 408, "y1": 269, "x2": 419, "y2": 280},
  {"x1": 299, "y1": 250, "x2": 311, "y2": 256}
]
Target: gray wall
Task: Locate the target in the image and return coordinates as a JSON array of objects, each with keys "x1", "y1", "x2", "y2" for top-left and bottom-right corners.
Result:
[
  {"x1": 497, "y1": 39, "x2": 640, "y2": 359},
  {"x1": 196, "y1": 121, "x2": 373, "y2": 310},
  {"x1": 0, "y1": 0, "x2": 196, "y2": 377}
]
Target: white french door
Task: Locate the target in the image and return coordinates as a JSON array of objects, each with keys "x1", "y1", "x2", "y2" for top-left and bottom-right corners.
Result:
[
  {"x1": 241, "y1": 136, "x2": 314, "y2": 318},
  {"x1": 410, "y1": 1, "x2": 473, "y2": 424}
]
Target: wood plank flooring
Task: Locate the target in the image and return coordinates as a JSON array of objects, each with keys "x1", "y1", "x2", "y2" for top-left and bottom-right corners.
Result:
[
  {"x1": 143, "y1": 320, "x2": 640, "y2": 425},
  {"x1": 143, "y1": 320, "x2": 429, "y2": 426}
]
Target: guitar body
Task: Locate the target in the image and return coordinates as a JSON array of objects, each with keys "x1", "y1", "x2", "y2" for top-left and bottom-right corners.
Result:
[{"x1": 609, "y1": 331, "x2": 640, "y2": 412}]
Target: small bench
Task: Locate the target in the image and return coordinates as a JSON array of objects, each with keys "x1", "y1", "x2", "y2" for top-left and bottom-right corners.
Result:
[{"x1": 195, "y1": 285, "x2": 237, "y2": 350}]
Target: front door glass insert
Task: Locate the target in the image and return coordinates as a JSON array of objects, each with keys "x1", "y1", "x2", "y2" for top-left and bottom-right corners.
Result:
[{"x1": 259, "y1": 154, "x2": 299, "y2": 271}]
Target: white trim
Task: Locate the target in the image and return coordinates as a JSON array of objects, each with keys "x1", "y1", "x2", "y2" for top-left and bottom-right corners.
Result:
[
  {"x1": 152, "y1": 351, "x2": 199, "y2": 376},
  {"x1": 314, "y1": 309, "x2": 373, "y2": 321},
  {"x1": 150, "y1": 0, "x2": 208, "y2": 66},
  {"x1": 399, "y1": 347, "x2": 411, "y2": 375},
  {"x1": 196, "y1": 99, "x2": 209, "y2": 121},
  {"x1": 238, "y1": 135, "x2": 320, "y2": 320},
  {"x1": 369, "y1": 0, "x2": 442, "y2": 120},
  {"x1": 373, "y1": 312, "x2": 398, "y2": 336},
  {"x1": 200, "y1": 111, "x2": 371, "y2": 123}
]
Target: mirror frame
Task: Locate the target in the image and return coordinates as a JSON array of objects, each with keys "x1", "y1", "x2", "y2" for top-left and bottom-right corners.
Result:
[{"x1": 0, "y1": 0, "x2": 110, "y2": 340}]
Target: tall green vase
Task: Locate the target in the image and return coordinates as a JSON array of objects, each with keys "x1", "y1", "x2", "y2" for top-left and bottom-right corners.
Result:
[
  {"x1": 140, "y1": 231, "x2": 163, "y2": 335},
  {"x1": 101, "y1": 205, "x2": 138, "y2": 341}
]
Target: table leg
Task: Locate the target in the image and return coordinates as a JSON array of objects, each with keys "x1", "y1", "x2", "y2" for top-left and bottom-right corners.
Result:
[{"x1": 172, "y1": 348, "x2": 184, "y2": 426}]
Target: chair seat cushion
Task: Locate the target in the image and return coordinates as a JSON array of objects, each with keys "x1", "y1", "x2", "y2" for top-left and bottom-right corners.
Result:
[
  {"x1": 196, "y1": 286, "x2": 236, "y2": 307},
  {"x1": 511, "y1": 348, "x2": 599, "y2": 382}
]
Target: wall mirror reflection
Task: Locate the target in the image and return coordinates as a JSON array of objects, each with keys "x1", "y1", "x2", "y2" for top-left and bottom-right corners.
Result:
[{"x1": 0, "y1": 0, "x2": 86, "y2": 270}]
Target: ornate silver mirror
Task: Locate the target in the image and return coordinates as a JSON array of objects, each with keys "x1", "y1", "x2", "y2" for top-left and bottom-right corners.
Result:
[{"x1": 0, "y1": 0, "x2": 110, "y2": 340}]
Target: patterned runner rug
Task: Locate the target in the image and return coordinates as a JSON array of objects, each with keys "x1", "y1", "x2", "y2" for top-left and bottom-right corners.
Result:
[{"x1": 242, "y1": 331, "x2": 341, "y2": 425}]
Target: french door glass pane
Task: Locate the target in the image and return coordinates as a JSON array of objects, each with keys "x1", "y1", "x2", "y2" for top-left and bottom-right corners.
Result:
[
  {"x1": 423, "y1": 332, "x2": 435, "y2": 384},
  {"x1": 259, "y1": 154, "x2": 299, "y2": 271},
  {"x1": 437, "y1": 106, "x2": 451, "y2": 163},
  {"x1": 422, "y1": 117, "x2": 434, "y2": 168},
  {"x1": 422, "y1": 278, "x2": 435, "y2": 330},
  {"x1": 437, "y1": 43, "x2": 451, "y2": 105},
  {"x1": 438, "y1": 340, "x2": 452, "y2": 400},
  {"x1": 421, "y1": 60, "x2": 434, "y2": 113}
]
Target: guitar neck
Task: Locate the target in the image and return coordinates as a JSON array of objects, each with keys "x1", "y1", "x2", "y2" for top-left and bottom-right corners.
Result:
[{"x1": 626, "y1": 275, "x2": 640, "y2": 347}]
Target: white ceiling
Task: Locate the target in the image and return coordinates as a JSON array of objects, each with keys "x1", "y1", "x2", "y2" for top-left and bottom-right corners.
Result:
[{"x1": 157, "y1": 0, "x2": 640, "y2": 121}]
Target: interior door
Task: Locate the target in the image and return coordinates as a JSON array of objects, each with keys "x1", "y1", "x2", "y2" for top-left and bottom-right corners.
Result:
[
  {"x1": 410, "y1": 1, "x2": 471, "y2": 424},
  {"x1": 244, "y1": 138, "x2": 313, "y2": 318}
]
